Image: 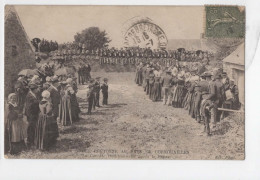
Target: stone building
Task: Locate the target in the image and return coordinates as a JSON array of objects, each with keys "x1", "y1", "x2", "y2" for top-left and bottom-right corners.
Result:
[{"x1": 5, "y1": 6, "x2": 35, "y2": 96}]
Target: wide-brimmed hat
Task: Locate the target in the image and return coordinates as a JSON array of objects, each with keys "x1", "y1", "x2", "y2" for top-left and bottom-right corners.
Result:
[
  {"x1": 60, "y1": 81, "x2": 67, "y2": 85},
  {"x1": 51, "y1": 75, "x2": 59, "y2": 83},
  {"x1": 28, "y1": 83, "x2": 38, "y2": 90},
  {"x1": 46, "y1": 76, "x2": 52, "y2": 82},
  {"x1": 66, "y1": 78, "x2": 73, "y2": 84},
  {"x1": 214, "y1": 74, "x2": 222, "y2": 79},
  {"x1": 202, "y1": 71, "x2": 212, "y2": 77}
]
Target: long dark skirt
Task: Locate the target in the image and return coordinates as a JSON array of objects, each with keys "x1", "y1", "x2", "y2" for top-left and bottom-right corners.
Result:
[
  {"x1": 149, "y1": 83, "x2": 154, "y2": 99},
  {"x1": 135, "y1": 71, "x2": 143, "y2": 86},
  {"x1": 152, "y1": 82, "x2": 162, "y2": 101},
  {"x1": 5, "y1": 129, "x2": 26, "y2": 155},
  {"x1": 172, "y1": 85, "x2": 186, "y2": 108},
  {"x1": 189, "y1": 93, "x2": 196, "y2": 118},
  {"x1": 182, "y1": 92, "x2": 189, "y2": 109},
  {"x1": 59, "y1": 95, "x2": 73, "y2": 126},
  {"x1": 70, "y1": 94, "x2": 80, "y2": 122},
  {"x1": 35, "y1": 114, "x2": 59, "y2": 150}
]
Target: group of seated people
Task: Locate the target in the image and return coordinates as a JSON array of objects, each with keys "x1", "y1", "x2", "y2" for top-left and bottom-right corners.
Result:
[{"x1": 135, "y1": 62, "x2": 240, "y2": 136}]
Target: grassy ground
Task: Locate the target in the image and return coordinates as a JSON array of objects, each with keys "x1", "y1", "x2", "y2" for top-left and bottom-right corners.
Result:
[{"x1": 7, "y1": 72, "x2": 244, "y2": 159}]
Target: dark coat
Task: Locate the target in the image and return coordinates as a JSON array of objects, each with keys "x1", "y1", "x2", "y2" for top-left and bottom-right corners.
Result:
[
  {"x1": 47, "y1": 85, "x2": 61, "y2": 117},
  {"x1": 24, "y1": 92, "x2": 40, "y2": 122},
  {"x1": 161, "y1": 75, "x2": 173, "y2": 87}
]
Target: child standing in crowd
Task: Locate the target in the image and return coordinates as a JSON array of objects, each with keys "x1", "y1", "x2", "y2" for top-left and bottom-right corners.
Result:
[{"x1": 101, "y1": 78, "x2": 109, "y2": 106}]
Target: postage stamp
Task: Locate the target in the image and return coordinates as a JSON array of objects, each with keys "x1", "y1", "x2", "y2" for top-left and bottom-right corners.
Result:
[{"x1": 205, "y1": 6, "x2": 245, "y2": 38}]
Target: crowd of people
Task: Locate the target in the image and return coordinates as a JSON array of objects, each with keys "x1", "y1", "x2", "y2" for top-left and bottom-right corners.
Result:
[
  {"x1": 78, "y1": 63, "x2": 92, "y2": 85},
  {"x1": 135, "y1": 61, "x2": 240, "y2": 136},
  {"x1": 4, "y1": 63, "x2": 109, "y2": 155},
  {"x1": 48, "y1": 46, "x2": 212, "y2": 67}
]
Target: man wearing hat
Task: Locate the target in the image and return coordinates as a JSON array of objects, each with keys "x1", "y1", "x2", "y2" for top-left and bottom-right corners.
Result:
[
  {"x1": 222, "y1": 72, "x2": 230, "y2": 91},
  {"x1": 101, "y1": 78, "x2": 109, "y2": 105},
  {"x1": 93, "y1": 77, "x2": 101, "y2": 108},
  {"x1": 208, "y1": 73, "x2": 225, "y2": 128},
  {"x1": 193, "y1": 84, "x2": 202, "y2": 122},
  {"x1": 78, "y1": 64, "x2": 83, "y2": 85},
  {"x1": 43, "y1": 76, "x2": 52, "y2": 91},
  {"x1": 198, "y1": 72, "x2": 212, "y2": 93},
  {"x1": 148, "y1": 69, "x2": 155, "y2": 99},
  {"x1": 24, "y1": 83, "x2": 40, "y2": 147},
  {"x1": 144, "y1": 65, "x2": 151, "y2": 94},
  {"x1": 47, "y1": 76, "x2": 61, "y2": 122},
  {"x1": 85, "y1": 63, "x2": 91, "y2": 82},
  {"x1": 14, "y1": 76, "x2": 28, "y2": 112},
  {"x1": 87, "y1": 78, "x2": 95, "y2": 115},
  {"x1": 161, "y1": 70, "x2": 173, "y2": 105},
  {"x1": 197, "y1": 72, "x2": 214, "y2": 136}
]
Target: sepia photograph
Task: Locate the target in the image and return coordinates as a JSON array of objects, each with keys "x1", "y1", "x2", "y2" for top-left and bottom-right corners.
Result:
[{"x1": 4, "y1": 5, "x2": 245, "y2": 160}]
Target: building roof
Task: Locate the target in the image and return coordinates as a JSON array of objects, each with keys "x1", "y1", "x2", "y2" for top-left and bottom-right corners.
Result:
[
  {"x1": 5, "y1": 5, "x2": 35, "y2": 51},
  {"x1": 223, "y1": 43, "x2": 245, "y2": 66}
]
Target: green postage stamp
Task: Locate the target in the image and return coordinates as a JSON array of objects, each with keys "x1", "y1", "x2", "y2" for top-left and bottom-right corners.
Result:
[{"x1": 205, "y1": 6, "x2": 245, "y2": 38}]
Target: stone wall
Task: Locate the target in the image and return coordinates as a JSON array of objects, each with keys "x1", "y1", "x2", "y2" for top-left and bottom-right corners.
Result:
[{"x1": 5, "y1": 6, "x2": 35, "y2": 96}]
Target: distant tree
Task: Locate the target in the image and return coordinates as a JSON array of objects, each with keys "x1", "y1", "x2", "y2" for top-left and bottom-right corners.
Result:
[
  {"x1": 34, "y1": 38, "x2": 58, "y2": 53},
  {"x1": 74, "y1": 27, "x2": 111, "y2": 51}
]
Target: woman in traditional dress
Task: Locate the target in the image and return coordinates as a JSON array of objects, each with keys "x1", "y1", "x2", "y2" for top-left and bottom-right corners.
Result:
[
  {"x1": 148, "y1": 70, "x2": 155, "y2": 99},
  {"x1": 67, "y1": 78, "x2": 80, "y2": 122},
  {"x1": 5, "y1": 93, "x2": 27, "y2": 155},
  {"x1": 59, "y1": 80, "x2": 73, "y2": 126},
  {"x1": 135, "y1": 62, "x2": 143, "y2": 86},
  {"x1": 172, "y1": 76, "x2": 186, "y2": 108},
  {"x1": 152, "y1": 76, "x2": 162, "y2": 102},
  {"x1": 188, "y1": 75, "x2": 199, "y2": 119},
  {"x1": 35, "y1": 90, "x2": 59, "y2": 150}
]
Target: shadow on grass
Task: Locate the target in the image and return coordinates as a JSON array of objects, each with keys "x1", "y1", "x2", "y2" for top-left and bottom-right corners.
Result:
[
  {"x1": 106, "y1": 103, "x2": 127, "y2": 108},
  {"x1": 77, "y1": 118, "x2": 99, "y2": 125},
  {"x1": 213, "y1": 121, "x2": 232, "y2": 135},
  {"x1": 60, "y1": 126, "x2": 98, "y2": 134},
  {"x1": 80, "y1": 111, "x2": 106, "y2": 116},
  {"x1": 55, "y1": 138, "x2": 91, "y2": 152}
]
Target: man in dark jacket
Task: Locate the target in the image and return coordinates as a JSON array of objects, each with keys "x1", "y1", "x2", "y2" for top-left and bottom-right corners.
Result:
[
  {"x1": 15, "y1": 76, "x2": 28, "y2": 112},
  {"x1": 85, "y1": 64, "x2": 91, "y2": 82},
  {"x1": 47, "y1": 76, "x2": 61, "y2": 121},
  {"x1": 148, "y1": 69, "x2": 155, "y2": 98},
  {"x1": 24, "y1": 83, "x2": 40, "y2": 147},
  {"x1": 87, "y1": 79, "x2": 95, "y2": 115},
  {"x1": 93, "y1": 77, "x2": 101, "y2": 108},
  {"x1": 101, "y1": 78, "x2": 109, "y2": 105},
  {"x1": 207, "y1": 74, "x2": 225, "y2": 128},
  {"x1": 78, "y1": 65, "x2": 83, "y2": 85},
  {"x1": 144, "y1": 65, "x2": 151, "y2": 94},
  {"x1": 161, "y1": 70, "x2": 173, "y2": 105}
]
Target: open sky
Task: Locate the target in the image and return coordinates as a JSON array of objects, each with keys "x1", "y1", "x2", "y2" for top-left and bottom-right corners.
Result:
[{"x1": 15, "y1": 6, "x2": 204, "y2": 48}]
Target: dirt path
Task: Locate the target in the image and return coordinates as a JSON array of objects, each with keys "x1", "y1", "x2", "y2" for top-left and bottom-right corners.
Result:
[{"x1": 11, "y1": 72, "x2": 244, "y2": 159}]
